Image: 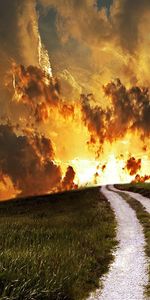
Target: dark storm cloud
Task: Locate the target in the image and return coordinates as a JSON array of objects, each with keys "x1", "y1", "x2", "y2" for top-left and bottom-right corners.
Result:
[
  {"x1": 0, "y1": 0, "x2": 149, "y2": 78},
  {"x1": 39, "y1": 0, "x2": 150, "y2": 55},
  {"x1": 104, "y1": 80, "x2": 150, "y2": 137},
  {"x1": 97, "y1": 0, "x2": 113, "y2": 16},
  {"x1": 0, "y1": 124, "x2": 62, "y2": 196},
  {"x1": 12, "y1": 64, "x2": 75, "y2": 123},
  {"x1": 133, "y1": 174, "x2": 150, "y2": 183},
  {"x1": 81, "y1": 94, "x2": 111, "y2": 145},
  {"x1": 0, "y1": 1, "x2": 20, "y2": 63},
  {"x1": 114, "y1": 0, "x2": 150, "y2": 53},
  {"x1": 0, "y1": 0, "x2": 39, "y2": 73},
  {"x1": 125, "y1": 157, "x2": 141, "y2": 176},
  {"x1": 62, "y1": 166, "x2": 77, "y2": 191},
  {"x1": 38, "y1": 0, "x2": 112, "y2": 47},
  {"x1": 81, "y1": 79, "x2": 150, "y2": 145}
]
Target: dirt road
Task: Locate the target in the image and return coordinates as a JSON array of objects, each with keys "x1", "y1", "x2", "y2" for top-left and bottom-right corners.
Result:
[
  {"x1": 115, "y1": 187, "x2": 150, "y2": 214},
  {"x1": 88, "y1": 185, "x2": 148, "y2": 300}
]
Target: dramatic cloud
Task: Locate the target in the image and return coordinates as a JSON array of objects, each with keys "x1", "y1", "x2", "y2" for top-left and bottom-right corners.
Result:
[
  {"x1": 102, "y1": 164, "x2": 106, "y2": 171},
  {"x1": 81, "y1": 93, "x2": 111, "y2": 145},
  {"x1": 11, "y1": 63, "x2": 75, "y2": 124},
  {"x1": 133, "y1": 174, "x2": 150, "y2": 183},
  {"x1": 0, "y1": 124, "x2": 61, "y2": 196},
  {"x1": 104, "y1": 80, "x2": 150, "y2": 138},
  {"x1": 39, "y1": 0, "x2": 150, "y2": 55},
  {"x1": 125, "y1": 157, "x2": 141, "y2": 176},
  {"x1": 12, "y1": 64, "x2": 60, "y2": 122},
  {"x1": 114, "y1": 0, "x2": 150, "y2": 54},
  {"x1": 94, "y1": 171, "x2": 100, "y2": 184},
  {"x1": 62, "y1": 166, "x2": 77, "y2": 191},
  {"x1": 0, "y1": 0, "x2": 39, "y2": 69},
  {"x1": 39, "y1": 0, "x2": 112, "y2": 49},
  {"x1": 38, "y1": 0, "x2": 150, "y2": 90},
  {"x1": 0, "y1": 0, "x2": 150, "y2": 200},
  {"x1": 81, "y1": 79, "x2": 150, "y2": 146}
]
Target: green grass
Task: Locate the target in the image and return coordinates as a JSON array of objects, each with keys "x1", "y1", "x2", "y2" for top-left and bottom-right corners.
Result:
[
  {"x1": 0, "y1": 187, "x2": 117, "y2": 300},
  {"x1": 116, "y1": 188, "x2": 150, "y2": 297},
  {"x1": 134, "y1": 183, "x2": 150, "y2": 190},
  {"x1": 116, "y1": 183, "x2": 150, "y2": 197}
]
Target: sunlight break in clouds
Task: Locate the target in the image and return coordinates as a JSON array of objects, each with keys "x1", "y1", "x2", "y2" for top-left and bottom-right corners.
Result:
[{"x1": 1, "y1": 0, "x2": 150, "y2": 199}]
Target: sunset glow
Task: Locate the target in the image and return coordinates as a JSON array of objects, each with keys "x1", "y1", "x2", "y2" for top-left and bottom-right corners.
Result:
[{"x1": 1, "y1": 0, "x2": 150, "y2": 200}]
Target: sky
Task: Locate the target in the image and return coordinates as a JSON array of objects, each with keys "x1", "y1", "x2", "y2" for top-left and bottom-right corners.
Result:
[
  {"x1": 37, "y1": 0, "x2": 150, "y2": 96},
  {"x1": 0, "y1": 0, "x2": 150, "y2": 200}
]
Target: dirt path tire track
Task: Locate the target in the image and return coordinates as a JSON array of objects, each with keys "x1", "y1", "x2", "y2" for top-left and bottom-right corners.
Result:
[
  {"x1": 88, "y1": 185, "x2": 148, "y2": 300},
  {"x1": 115, "y1": 188, "x2": 150, "y2": 214}
]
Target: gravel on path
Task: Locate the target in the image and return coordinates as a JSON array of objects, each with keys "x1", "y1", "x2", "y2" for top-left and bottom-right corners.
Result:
[
  {"x1": 115, "y1": 187, "x2": 150, "y2": 214},
  {"x1": 88, "y1": 185, "x2": 148, "y2": 300}
]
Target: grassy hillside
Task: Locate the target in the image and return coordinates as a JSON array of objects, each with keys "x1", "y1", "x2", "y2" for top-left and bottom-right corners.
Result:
[
  {"x1": 116, "y1": 183, "x2": 150, "y2": 197},
  {"x1": 0, "y1": 187, "x2": 117, "y2": 300}
]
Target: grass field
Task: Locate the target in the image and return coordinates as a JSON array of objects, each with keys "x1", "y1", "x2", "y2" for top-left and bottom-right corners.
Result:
[{"x1": 0, "y1": 187, "x2": 117, "y2": 300}]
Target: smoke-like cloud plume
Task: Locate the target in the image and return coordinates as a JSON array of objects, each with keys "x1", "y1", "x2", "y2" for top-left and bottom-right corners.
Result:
[
  {"x1": 12, "y1": 64, "x2": 59, "y2": 122},
  {"x1": 81, "y1": 79, "x2": 150, "y2": 147},
  {"x1": 0, "y1": 1, "x2": 39, "y2": 69},
  {"x1": 62, "y1": 166, "x2": 77, "y2": 191},
  {"x1": 125, "y1": 157, "x2": 141, "y2": 176},
  {"x1": 39, "y1": 0, "x2": 150, "y2": 55},
  {"x1": 133, "y1": 174, "x2": 150, "y2": 183},
  {"x1": 114, "y1": 0, "x2": 150, "y2": 54},
  {"x1": 0, "y1": 124, "x2": 62, "y2": 196}
]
